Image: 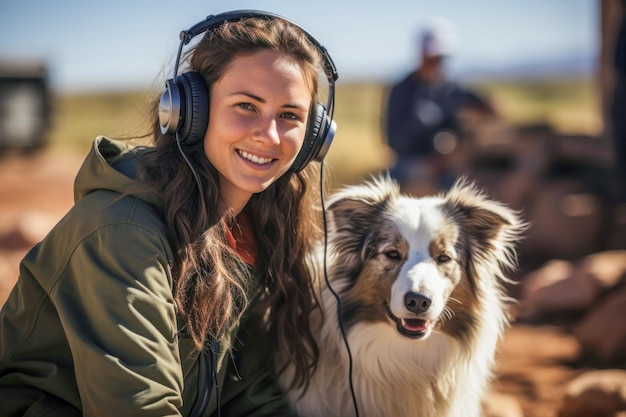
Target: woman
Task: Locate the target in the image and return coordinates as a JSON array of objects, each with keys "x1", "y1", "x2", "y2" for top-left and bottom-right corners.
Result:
[{"x1": 0, "y1": 11, "x2": 337, "y2": 416}]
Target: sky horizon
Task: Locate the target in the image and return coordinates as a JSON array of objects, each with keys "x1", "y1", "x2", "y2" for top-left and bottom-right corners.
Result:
[{"x1": 0, "y1": 0, "x2": 599, "y2": 93}]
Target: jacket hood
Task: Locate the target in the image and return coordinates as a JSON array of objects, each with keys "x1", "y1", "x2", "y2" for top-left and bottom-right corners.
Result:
[{"x1": 73, "y1": 136, "x2": 162, "y2": 210}]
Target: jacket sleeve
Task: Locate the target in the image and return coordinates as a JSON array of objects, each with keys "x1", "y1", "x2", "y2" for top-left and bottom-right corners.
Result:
[{"x1": 50, "y1": 222, "x2": 183, "y2": 417}]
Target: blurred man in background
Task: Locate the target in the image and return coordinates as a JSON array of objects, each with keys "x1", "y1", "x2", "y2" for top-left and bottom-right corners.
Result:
[{"x1": 384, "y1": 19, "x2": 496, "y2": 196}]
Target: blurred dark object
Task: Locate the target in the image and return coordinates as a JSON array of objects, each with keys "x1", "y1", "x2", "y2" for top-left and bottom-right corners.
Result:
[
  {"x1": 600, "y1": 0, "x2": 626, "y2": 202},
  {"x1": 0, "y1": 60, "x2": 51, "y2": 153},
  {"x1": 609, "y1": 0, "x2": 626, "y2": 201}
]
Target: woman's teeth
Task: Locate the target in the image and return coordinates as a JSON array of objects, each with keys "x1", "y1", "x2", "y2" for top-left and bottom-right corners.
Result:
[{"x1": 238, "y1": 150, "x2": 273, "y2": 165}]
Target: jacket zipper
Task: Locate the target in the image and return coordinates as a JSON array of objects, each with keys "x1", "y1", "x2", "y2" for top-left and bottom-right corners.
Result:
[{"x1": 189, "y1": 341, "x2": 219, "y2": 417}]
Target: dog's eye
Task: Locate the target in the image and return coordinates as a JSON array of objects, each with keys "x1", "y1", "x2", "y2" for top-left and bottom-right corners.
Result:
[
  {"x1": 436, "y1": 254, "x2": 451, "y2": 264},
  {"x1": 384, "y1": 249, "x2": 401, "y2": 260}
]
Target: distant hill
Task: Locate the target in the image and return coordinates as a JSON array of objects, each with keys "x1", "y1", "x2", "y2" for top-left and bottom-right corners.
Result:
[
  {"x1": 457, "y1": 51, "x2": 597, "y2": 82},
  {"x1": 344, "y1": 52, "x2": 598, "y2": 86}
]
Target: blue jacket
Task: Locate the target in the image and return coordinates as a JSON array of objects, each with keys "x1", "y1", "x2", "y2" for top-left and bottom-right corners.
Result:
[{"x1": 385, "y1": 72, "x2": 488, "y2": 157}]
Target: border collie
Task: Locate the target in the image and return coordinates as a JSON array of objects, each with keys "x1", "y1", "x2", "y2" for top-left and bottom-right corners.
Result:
[{"x1": 280, "y1": 176, "x2": 524, "y2": 417}]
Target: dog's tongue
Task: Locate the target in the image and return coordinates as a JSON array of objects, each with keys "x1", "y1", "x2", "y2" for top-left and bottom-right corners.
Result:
[{"x1": 401, "y1": 318, "x2": 427, "y2": 332}]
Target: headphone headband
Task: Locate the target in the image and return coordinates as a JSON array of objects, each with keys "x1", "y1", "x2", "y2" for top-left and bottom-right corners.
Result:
[{"x1": 178, "y1": 10, "x2": 339, "y2": 84}]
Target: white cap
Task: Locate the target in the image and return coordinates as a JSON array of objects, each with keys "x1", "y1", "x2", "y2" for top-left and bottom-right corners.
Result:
[{"x1": 420, "y1": 18, "x2": 458, "y2": 57}]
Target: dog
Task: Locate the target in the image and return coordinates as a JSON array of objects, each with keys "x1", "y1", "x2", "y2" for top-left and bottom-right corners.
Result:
[{"x1": 279, "y1": 175, "x2": 524, "y2": 417}]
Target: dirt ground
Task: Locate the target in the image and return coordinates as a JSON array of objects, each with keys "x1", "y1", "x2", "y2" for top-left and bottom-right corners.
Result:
[{"x1": 0, "y1": 148, "x2": 581, "y2": 417}]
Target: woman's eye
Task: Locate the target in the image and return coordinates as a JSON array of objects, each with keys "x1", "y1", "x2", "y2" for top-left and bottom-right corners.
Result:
[
  {"x1": 437, "y1": 254, "x2": 451, "y2": 264},
  {"x1": 281, "y1": 112, "x2": 301, "y2": 121},
  {"x1": 237, "y1": 103, "x2": 254, "y2": 111},
  {"x1": 384, "y1": 249, "x2": 401, "y2": 260}
]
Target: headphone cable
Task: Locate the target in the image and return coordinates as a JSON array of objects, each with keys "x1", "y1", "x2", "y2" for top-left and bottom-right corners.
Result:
[
  {"x1": 319, "y1": 161, "x2": 360, "y2": 417},
  {"x1": 175, "y1": 133, "x2": 204, "y2": 196}
]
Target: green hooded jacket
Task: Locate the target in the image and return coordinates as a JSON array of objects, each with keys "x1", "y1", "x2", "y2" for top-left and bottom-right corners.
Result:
[{"x1": 0, "y1": 137, "x2": 295, "y2": 417}]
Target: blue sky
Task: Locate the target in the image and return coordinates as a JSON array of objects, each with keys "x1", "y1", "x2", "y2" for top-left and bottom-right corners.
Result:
[{"x1": 0, "y1": 0, "x2": 597, "y2": 92}]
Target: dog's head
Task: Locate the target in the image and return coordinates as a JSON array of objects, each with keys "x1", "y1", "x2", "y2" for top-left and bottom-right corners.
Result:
[{"x1": 324, "y1": 175, "x2": 523, "y2": 342}]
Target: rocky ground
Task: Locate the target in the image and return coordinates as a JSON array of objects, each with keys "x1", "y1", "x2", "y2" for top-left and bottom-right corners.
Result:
[{"x1": 0, "y1": 149, "x2": 610, "y2": 417}]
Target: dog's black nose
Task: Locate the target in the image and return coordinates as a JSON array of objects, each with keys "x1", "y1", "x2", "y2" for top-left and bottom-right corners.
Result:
[{"x1": 404, "y1": 292, "x2": 431, "y2": 314}]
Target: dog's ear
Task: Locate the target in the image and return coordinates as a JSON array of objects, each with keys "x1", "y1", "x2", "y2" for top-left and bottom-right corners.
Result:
[
  {"x1": 444, "y1": 178, "x2": 526, "y2": 289},
  {"x1": 325, "y1": 175, "x2": 399, "y2": 261},
  {"x1": 444, "y1": 178, "x2": 522, "y2": 245},
  {"x1": 326, "y1": 175, "x2": 399, "y2": 233}
]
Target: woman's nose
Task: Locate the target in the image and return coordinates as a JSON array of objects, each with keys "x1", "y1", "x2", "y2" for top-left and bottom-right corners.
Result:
[{"x1": 253, "y1": 117, "x2": 280, "y2": 145}]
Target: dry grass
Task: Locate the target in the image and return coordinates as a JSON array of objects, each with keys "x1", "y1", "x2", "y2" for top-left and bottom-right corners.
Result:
[
  {"x1": 47, "y1": 90, "x2": 155, "y2": 153},
  {"x1": 45, "y1": 76, "x2": 602, "y2": 189},
  {"x1": 471, "y1": 76, "x2": 602, "y2": 136}
]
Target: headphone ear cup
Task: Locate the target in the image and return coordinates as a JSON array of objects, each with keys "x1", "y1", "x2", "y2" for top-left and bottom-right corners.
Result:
[
  {"x1": 290, "y1": 101, "x2": 331, "y2": 173},
  {"x1": 158, "y1": 79, "x2": 181, "y2": 137},
  {"x1": 176, "y1": 71, "x2": 210, "y2": 146}
]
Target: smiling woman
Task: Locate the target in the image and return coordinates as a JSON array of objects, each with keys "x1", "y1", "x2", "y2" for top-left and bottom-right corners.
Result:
[
  {"x1": 0, "y1": 10, "x2": 338, "y2": 417},
  {"x1": 204, "y1": 49, "x2": 313, "y2": 212}
]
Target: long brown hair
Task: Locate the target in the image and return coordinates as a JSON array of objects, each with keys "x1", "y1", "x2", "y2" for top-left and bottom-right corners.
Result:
[{"x1": 137, "y1": 16, "x2": 326, "y2": 389}]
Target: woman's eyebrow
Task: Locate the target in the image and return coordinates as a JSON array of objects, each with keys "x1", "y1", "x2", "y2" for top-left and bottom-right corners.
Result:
[
  {"x1": 231, "y1": 91, "x2": 308, "y2": 110},
  {"x1": 231, "y1": 91, "x2": 265, "y2": 103}
]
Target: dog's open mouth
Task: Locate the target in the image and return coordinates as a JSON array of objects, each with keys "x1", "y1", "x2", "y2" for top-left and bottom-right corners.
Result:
[{"x1": 384, "y1": 304, "x2": 430, "y2": 339}]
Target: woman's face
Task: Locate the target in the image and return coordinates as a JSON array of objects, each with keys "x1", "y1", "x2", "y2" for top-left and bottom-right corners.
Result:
[{"x1": 204, "y1": 49, "x2": 312, "y2": 213}]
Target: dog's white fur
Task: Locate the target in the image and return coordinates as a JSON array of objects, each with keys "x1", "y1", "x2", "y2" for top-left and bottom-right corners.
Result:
[{"x1": 279, "y1": 176, "x2": 524, "y2": 417}]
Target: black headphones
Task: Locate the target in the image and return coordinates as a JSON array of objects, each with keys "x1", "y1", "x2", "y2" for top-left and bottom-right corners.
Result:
[{"x1": 158, "y1": 10, "x2": 339, "y2": 173}]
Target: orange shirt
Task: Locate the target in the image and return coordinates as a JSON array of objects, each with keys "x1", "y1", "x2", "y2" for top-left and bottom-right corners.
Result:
[{"x1": 224, "y1": 212, "x2": 258, "y2": 266}]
